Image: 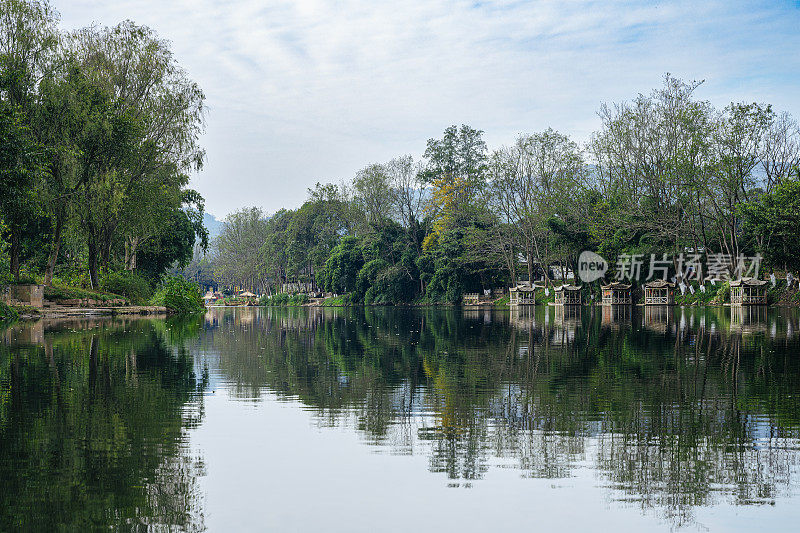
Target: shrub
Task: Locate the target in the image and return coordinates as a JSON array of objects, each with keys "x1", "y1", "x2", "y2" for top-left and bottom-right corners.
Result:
[
  {"x1": 259, "y1": 293, "x2": 309, "y2": 306},
  {"x1": 151, "y1": 276, "x2": 205, "y2": 314},
  {"x1": 289, "y1": 293, "x2": 309, "y2": 305},
  {"x1": 101, "y1": 271, "x2": 153, "y2": 303},
  {"x1": 322, "y1": 293, "x2": 351, "y2": 306},
  {"x1": 44, "y1": 284, "x2": 123, "y2": 303},
  {"x1": 0, "y1": 301, "x2": 18, "y2": 323},
  {"x1": 51, "y1": 268, "x2": 89, "y2": 289},
  {"x1": 0, "y1": 271, "x2": 37, "y2": 285}
]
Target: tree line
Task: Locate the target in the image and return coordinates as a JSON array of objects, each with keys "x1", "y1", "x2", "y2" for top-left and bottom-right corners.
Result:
[
  {"x1": 0, "y1": 0, "x2": 207, "y2": 295},
  {"x1": 205, "y1": 74, "x2": 800, "y2": 303}
]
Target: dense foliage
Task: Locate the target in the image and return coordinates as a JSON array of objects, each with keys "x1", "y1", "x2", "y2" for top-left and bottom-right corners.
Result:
[
  {"x1": 0, "y1": 0, "x2": 207, "y2": 295},
  {"x1": 151, "y1": 276, "x2": 204, "y2": 314},
  {"x1": 205, "y1": 79, "x2": 800, "y2": 303},
  {"x1": 0, "y1": 300, "x2": 17, "y2": 321},
  {"x1": 100, "y1": 271, "x2": 153, "y2": 304}
]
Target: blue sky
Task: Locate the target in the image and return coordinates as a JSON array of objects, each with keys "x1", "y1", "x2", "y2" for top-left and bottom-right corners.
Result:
[{"x1": 58, "y1": 0, "x2": 800, "y2": 218}]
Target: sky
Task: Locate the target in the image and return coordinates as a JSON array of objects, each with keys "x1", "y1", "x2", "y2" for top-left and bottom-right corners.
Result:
[{"x1": 57, "y1": 0, "x2": 800, "y2": 219}]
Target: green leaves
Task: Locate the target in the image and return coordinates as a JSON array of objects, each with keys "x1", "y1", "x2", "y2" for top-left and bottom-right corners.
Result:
[{"x1": 150, "y1": 275, "x2": 204, "y2": 314}]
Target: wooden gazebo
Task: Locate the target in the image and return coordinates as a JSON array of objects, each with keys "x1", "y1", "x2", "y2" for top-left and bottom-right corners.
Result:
[
  {"x1": 643, "y1": 279, "x2": 675, "y2": 305},
  {"x1": 729, "y1": 278, "x2": 768, "y2": 306},
  {"x1": 509, "y1": 284, "x2": 537, "y2": 306},
  {"x1": 601, "y1": 282, "x2": 632, "y2": 305},
  {"x1": 553, "y1": 284, "x2": 582, "y2": 305}
]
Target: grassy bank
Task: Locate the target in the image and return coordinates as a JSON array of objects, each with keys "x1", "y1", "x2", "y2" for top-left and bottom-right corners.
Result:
[{"x1": 259, "y1": 293, "x2": 310, "y2": 306}]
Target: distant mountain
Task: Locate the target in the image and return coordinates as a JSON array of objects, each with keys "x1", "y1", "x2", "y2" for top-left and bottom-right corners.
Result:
[{"x1": 203, "y1": 212, "x2": 224, "y2": 241}]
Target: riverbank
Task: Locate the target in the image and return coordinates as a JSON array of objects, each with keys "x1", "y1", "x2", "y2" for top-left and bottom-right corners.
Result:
[{"x1": 11, "y1": 305, "x2": 169, "y2": 321}]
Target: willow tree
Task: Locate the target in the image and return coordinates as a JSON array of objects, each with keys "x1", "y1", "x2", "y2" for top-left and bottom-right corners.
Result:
[{"x1": 66, "y1": 21, "x2": 206, "y2": 288}]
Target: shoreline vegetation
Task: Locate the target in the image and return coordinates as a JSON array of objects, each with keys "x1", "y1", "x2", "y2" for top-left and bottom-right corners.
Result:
[
  {"x1": 196, "y1": 75, "x2": 800, "y2": 309},
  {"x1": 1, "y1": 1, "x2": 208, "y2": 319}
]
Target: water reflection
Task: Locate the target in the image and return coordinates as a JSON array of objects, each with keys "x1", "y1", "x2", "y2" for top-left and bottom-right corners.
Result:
[
  {"x1": 3, "y1": 306, "x2": 800, "y2": 530},
  {"x1": 196, "y1": 306, "x2": 800, "y2": 527},
  {"x1": 0, "y1": 317, "x2": 207, "y2": 531}
]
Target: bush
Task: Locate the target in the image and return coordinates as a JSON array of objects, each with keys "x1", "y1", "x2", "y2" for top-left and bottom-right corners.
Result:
[
  {"x1": 259, "y1": 293, "x2": 309, "y2": 306},
  {"x1": 289, "y1": 293, "x2": 309, "y2": 305},
  {"x1": 0, "y1": 301, "x2": 19, "y2": 323},
  {"x1": 322, "y1": 293, "x2": 351, "y2": 306},
  {"x1": 0, "y1": 271, "x2": 37, "y2": 285},
  {"x1": 101, "y1": 271, "x2": 153, "y2": 304},
  {"x1": 44, "y1": 284, "x2": 124, "y2": 303},
  {"x1": 151, "y1": 276, "x2": 205, "y2": 314},
  {"x1": 51, "y1": 268, "x2": 89, "y2": 289}
]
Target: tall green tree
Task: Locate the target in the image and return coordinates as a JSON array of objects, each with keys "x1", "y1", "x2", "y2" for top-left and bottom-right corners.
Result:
[{"x1": 0, "y1": 0, "x2": 59, "y2": 280}]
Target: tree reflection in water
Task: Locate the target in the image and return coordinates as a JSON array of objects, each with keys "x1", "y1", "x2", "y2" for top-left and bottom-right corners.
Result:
[
  {"x1": 0, "y1": 317, "x2": 208, "y2": 531},
  {"x1": 198, "y1": 306, "x2": 800, "y2": 527}
]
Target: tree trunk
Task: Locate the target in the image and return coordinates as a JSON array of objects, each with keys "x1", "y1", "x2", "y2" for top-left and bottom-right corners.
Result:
[
  {"x1": 9, "y1": 229, "x2": 21, "y2": 282},
  {"x1": 526, "y1": 250, "x2": 534, "y2": 283},
  {"x1": 88, "y1": 237, "x2": 100, "y2": 290},
  {"x1": 125, "y1": 236, "x2": 139, "y2": 271}
]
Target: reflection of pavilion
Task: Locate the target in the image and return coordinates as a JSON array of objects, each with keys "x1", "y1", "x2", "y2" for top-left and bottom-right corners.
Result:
[
  {"x1": 462, "y1": 308, "x2": 493, "y2": 324},
  {"x1": 643, "y1": 305, "x2": 672, "y2": 333},
  {"x1": 509, "y1": 306, "x2": 536, "y2": 329},
  {"x1": 554, "y1": 304, "x2": 581, "y2": 326},
  {"x1": 601, "y1": 304, "x2": 632, "y2": 327},
  {"x1": 551, "y1": 307, "x2": 579, "y2": 345},
  {"x1": 730, "y1": 306, "x2": 768, "y2": 335}
]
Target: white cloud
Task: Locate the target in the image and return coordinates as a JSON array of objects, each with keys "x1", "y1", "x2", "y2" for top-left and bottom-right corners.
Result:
[{"x1": 57, "y1": 0, "x2": 800, "y2": 216}]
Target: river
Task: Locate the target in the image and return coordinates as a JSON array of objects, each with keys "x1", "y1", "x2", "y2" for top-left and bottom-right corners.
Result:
[{"x1": 2, "y1": 306, "x2": 800, "y2": 531}]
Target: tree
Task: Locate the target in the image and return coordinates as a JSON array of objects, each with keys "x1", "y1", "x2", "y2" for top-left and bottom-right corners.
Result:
[
  {"x1": 490, "y1": 128, "x2": 586, "y2": 283},
  {"x1": 213, "y1": 207, "x2": 269, "y2": 293},
  {"x1": 760, "y1": 112, "x2": 800, "y2": 192},
  {"x1": 421, "y1": 125, "x2": 488, "y2": 248},
  {"x1": 589, "y1": 75, "x2": 715, "y2": 260},
  {"x1": 286, "y1": 184, "x2": 351, "y2": 289},
  {"x1": 0, "y1": 99, "x2": 44, "y2": 280},
  {"x1": 0, "y1": 0, "x2": 59, "y2": 280},
  {"x1": 741, "y1": 173, "x2": 800, "y2": 271},
  {"x1": 706, "y1": 102, "x2": 773, "y2": 258},
  {"x1": 352, "y1": 163, "x2": 393, "y2": 229},
  {"x1": 387, "y1": 155, "x2": 426, "y2": 249},
  {"x1": 318, "y1": 236, "x2": 363, "y2": 294},
  {"x1": 67, "y1": 21, "x2": 206, "y2": 287}
]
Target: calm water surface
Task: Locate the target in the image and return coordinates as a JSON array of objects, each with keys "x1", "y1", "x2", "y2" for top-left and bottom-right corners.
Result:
[{"x1": 2, "y1": 306, "x2": 800, "y2": 531}]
